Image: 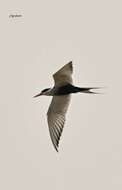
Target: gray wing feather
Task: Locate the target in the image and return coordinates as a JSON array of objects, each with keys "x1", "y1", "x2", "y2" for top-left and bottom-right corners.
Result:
[
  {"x1": 53, "y1": 61, "x2": 73, "y2": 86},
  {"x1": 47, "y1": 95, "x2": 71, "y2": 152}
]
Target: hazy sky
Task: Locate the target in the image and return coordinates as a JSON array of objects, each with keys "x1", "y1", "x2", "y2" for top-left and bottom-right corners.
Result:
[{"x1": 0, "y1": 0, "x2": 122, "y2": 189}]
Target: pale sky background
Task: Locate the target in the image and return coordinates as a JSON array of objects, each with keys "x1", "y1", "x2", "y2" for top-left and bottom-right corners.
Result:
[{"x1": 0, "y1": 0, "x2": 122, "y2": 189}]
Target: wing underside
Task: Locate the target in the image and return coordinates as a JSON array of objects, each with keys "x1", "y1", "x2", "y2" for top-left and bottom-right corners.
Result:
[{"x1": 47, "y1": 95, "x2": 71, "y2": 151}]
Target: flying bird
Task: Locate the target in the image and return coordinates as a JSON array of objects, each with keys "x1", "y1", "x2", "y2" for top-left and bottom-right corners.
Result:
[{"x1": 34, "y1": 61, "x2": 99, "y2": 152}]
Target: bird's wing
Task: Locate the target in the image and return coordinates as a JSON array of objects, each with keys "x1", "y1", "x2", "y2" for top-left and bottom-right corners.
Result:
[
  {"x1": 47, "y1": 95, "x2": 71, "y2": 152},
  {"x1": 53, "y1": 61, "x2": 73, "y2": 86}
]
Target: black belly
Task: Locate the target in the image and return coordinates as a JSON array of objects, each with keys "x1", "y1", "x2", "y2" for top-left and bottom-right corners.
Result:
[{"x1": 54, "y1": 84, "x2": 82, "y2": 95}]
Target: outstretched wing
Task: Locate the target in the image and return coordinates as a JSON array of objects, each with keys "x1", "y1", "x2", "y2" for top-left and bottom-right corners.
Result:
[
  {"x1": 47, "y1": 95, "x2": 71, "y2": 152},
  {"x1": 53, "y1": 61, "x2": 73, "y2": 86}
]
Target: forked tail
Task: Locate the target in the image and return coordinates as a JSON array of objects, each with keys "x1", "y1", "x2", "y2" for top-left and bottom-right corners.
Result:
[{"x1": 79, "y1": 87, "x2": 101, "y2": 94}]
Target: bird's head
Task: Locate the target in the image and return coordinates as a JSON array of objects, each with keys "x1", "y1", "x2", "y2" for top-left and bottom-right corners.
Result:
[{"x1": 33, "y1": 88, "x2": 51, "y2": 98}]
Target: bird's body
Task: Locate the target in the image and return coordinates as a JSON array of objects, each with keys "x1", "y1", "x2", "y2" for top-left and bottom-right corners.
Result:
[
  {"x1": 34, "y1": 61, "x2": 99, "y2": 152},
  {"x1": 40, "y1": 84, "x2": 98, "y2": 96}
]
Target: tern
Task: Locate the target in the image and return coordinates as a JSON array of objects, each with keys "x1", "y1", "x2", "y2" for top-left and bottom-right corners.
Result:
[{"x1": 34, "y1": 61, "x2": 99, "y2": 152}]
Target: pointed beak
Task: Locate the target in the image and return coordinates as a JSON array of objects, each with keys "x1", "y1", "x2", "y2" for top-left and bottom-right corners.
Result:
[{"x1": 33, "y1": 92, "x2": 43, "y2": 98}]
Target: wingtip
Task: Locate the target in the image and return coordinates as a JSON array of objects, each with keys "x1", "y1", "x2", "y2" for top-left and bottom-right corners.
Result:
[
  {"x1": 54, "y1": 142, "x2": 59, "y2": 152},
  {"x1": 67, "y1": 61, "x2": 73, "y2": 71},
  {"x1": 67, "y1": 61, "x2": 73, "y2": 66},
  {"x1": 68, "y1": 60, "x2": 72, "y2": 64},
  {"x1": 53, "y1": 144, "x2": 59, "y2": 152},
  {"x1": 56, "y1": 148, "x2": 59, "y2": 153}
]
